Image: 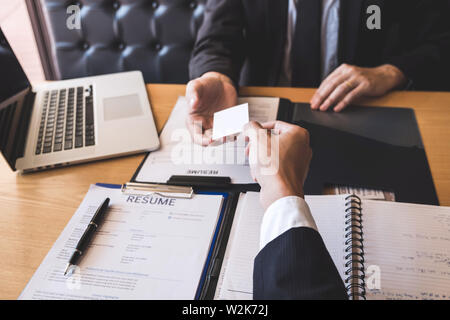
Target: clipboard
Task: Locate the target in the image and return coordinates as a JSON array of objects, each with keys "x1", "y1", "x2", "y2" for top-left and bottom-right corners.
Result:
[
  {"x1": 117, "y1": 180, "x2": 242, "y2": 300},
  {"x1": 128, "y1": 168, "x2": 262, "y2": 299}
]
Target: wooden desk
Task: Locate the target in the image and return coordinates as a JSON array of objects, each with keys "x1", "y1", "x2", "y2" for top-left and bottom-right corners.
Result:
[{"x1": 0, "y1": 84, "x2": 449, "y2": 299}]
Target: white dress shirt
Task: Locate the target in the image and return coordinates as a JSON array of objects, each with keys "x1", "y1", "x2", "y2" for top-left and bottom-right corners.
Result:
[
  {"x1": 279, "y1": 0, "x2": 341, "y2": 86},
  {"x1": 260, "y1": 196, "x2": 318, "y2": 250}
]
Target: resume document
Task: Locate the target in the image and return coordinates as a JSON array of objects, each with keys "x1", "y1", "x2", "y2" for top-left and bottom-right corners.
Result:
[
  {"x1": 135, "y1": 97, "x2": 280, "y2": 184},
  {"x1": 20, "y1": 185, "x2": 223, "y2": 300}
]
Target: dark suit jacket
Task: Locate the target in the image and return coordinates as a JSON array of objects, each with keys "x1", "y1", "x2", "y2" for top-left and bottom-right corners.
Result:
[
  {"x1": 190, "y1": 0, "x2": 450, "y2": 91},
  {"x1": 253, "y1": 227, "x2": 348, "y2": 300}
]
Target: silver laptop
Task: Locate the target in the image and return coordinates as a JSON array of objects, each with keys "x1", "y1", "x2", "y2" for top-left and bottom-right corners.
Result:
[{"x1": 0, "y1": 29, "x2": 159, "y2": 172}]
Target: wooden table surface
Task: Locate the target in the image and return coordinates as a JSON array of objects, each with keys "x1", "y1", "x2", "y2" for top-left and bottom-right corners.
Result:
[{"x1": 0, "y1": 84, "x2": 449, "y2": 299}]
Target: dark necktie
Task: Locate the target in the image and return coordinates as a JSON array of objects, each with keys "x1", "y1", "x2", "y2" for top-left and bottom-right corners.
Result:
[{"x1": 291, "y1": 0, "x2": 322, "y2": 87}]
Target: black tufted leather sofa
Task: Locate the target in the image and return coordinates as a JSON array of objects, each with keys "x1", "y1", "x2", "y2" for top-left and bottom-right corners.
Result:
[{"x1": 26, "y1": 0, "x2": 206, "y2": 83}]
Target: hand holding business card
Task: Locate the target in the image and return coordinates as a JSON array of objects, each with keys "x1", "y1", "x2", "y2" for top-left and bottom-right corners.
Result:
[{"x1": 212, "y1": 103, "x2": 249, "y2": 141}]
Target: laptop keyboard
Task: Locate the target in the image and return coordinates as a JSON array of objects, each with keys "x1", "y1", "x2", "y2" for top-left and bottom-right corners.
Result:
[{"x1": 35, "y1": 86, "x2": 95, "y2": 155}]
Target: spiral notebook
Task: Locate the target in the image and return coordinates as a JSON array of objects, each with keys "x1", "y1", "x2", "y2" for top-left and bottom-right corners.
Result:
[{"x1": 215, "y1": 193, "x2": 450, "y2": 300}]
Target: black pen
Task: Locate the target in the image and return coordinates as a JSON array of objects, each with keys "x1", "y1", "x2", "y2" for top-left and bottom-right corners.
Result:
[{"x1": 64, "y1": 198, "x2": 110, "y2": 275}]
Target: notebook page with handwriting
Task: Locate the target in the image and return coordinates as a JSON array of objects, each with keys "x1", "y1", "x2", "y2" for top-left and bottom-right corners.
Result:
[
  {"x1": 363, "y1": 200, "x2": 450, "y2": 299},
  {"x1": 215, "y1": 193, "x2": 348, "y2": 299}
]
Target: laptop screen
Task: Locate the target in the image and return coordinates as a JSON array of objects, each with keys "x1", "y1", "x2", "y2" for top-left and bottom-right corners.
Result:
[
  {"x1": 0, "y1": 28, "x2": 33, "y2": 170},
  {"x1": 0, "y1": 28, "x2": 30, "y2": 110}
]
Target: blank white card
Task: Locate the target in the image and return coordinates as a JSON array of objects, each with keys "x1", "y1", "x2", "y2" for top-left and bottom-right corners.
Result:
[{"x1": 212, "y1": 103, "x2": 249, "y2": 140}]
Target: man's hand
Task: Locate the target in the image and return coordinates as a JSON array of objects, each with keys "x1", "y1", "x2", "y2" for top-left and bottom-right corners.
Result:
[
  {"x1": 310, "y1": 64, "x2": 407, "y2": 112},
  {"x1": 243, "y1": 121, "x2": 312, "y2": 210},
  {"x1": 185, "y1": 72, "x2": 238, "y2": 146}
]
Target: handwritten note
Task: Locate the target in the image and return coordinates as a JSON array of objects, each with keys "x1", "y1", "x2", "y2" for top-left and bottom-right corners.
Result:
[{"x1": 363, "y1": 200, "x2": 450, "y2": 300}]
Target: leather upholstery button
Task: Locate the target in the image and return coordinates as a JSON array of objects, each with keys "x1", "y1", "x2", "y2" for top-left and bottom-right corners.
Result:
[
  {"x1": 189, "y1": 1, "x2": 197, "y2": 10},
  {"x1": 151, "y1": 1, "x2": 159, "y2": 10},
  {"x1": 112, "y1": 1, "x2": 120, "y2": 10},
  {"x1": 81, "y1": 42, "x2": 90, "y2": 50},
  {"x1": 117, "y1": 42, "x2": 125, "y2": 50},
  {"x1": 154, "y1": 42, "x2": 162, "y2": 51}
]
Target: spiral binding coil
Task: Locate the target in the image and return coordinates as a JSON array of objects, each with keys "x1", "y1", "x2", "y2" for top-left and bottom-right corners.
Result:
[{"x1": 343, "y1": 195, "x2": 366, "y2": 300}]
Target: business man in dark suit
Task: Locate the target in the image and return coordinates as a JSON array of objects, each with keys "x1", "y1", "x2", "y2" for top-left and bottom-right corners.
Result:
[
  {"x1": 244, "y1": 120, "x2": 348, "y2": 299},
  {"x1": 186, "y1": 0, "x2": 450, "y2": 145}
]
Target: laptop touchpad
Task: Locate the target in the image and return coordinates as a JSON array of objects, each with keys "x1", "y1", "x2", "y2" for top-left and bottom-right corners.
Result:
[{"x1": 103, "y1": 94, "x2": 143, "y2": 121}]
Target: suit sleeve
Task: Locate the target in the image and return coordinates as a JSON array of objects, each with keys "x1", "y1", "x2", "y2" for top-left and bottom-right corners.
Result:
[
  {"x1": 384, "y1": 0, "x2": 450, "y2": 90},
  {"x1": 189, "y1": 0, "x2": 246, "y2": 86},
  {"x1": 253, "y1": 227, "x2": 348, "y2": 300}
]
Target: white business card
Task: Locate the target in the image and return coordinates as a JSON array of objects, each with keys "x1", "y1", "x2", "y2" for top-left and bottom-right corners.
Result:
[{"x1": 212, "y1": 103, "x2": 249, "y2": 141}]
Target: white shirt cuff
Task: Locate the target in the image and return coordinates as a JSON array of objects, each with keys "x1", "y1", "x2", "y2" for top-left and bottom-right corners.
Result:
[{"x1": 260, "y1": 196, "x2": 318, "y2": 250}]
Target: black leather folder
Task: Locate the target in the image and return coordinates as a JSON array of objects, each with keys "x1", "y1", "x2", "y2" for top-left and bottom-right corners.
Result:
[{"x1": 280, "y1": 102, "x2": 439, "y2": 206}]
